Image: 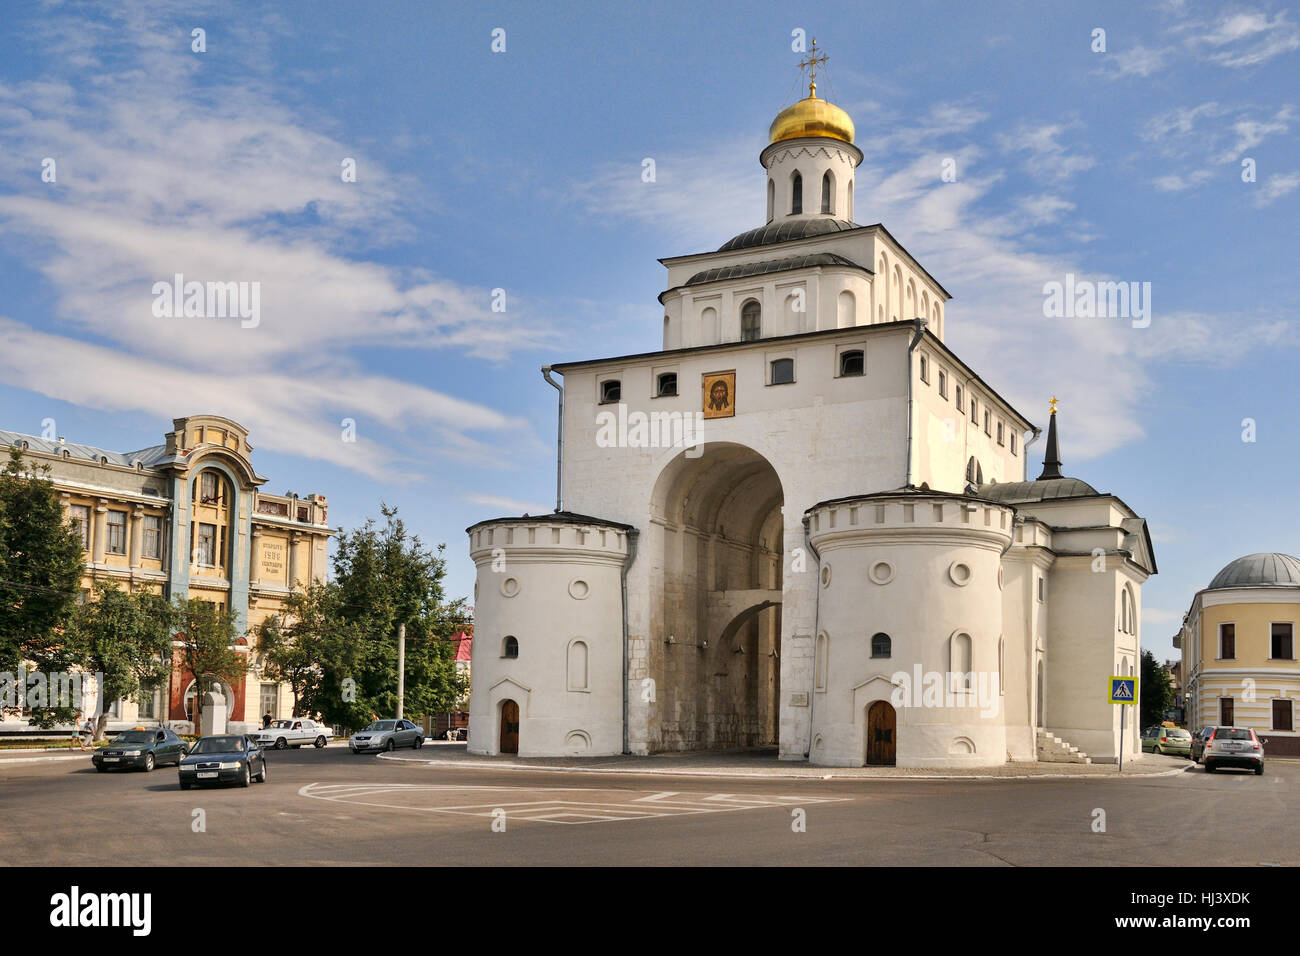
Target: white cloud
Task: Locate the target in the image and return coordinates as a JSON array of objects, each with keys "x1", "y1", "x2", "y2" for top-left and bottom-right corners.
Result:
[
  {"x1": 1195, "y1": 10, "x2": 1300, "y2": 67},
  {"x1": 1253, "y1": 171, "x2": 1300, "y2": 206},
  {"x1": 1101, "y1": 43, "x2": 1173, "y2": 79},
  {"x1": 0, "y1": 316, "x2": 540, "y2": 482},
  {"x1": 1153, "y1": 169, "x2": 1213, "y2": 191},
  {"x1": 996, "y1": 123, "x2": 1096, "y2": 183},
  {"x1": 463, "y1": 493, "x2": 553, "y2": 516}
]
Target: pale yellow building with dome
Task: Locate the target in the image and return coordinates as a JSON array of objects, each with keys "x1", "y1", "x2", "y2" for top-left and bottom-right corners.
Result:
[{"x1": 1177, "y1": 553, "x2": 1300, "y2": 756}]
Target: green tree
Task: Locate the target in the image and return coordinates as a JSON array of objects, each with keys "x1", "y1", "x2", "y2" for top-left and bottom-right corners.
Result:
[
  {"x1": 65, "y1": 581, "x2": 175, "y2": 735},
  {"x1": 257, "y1": 583, "x2": 358, "y2": 717},
  {"x1": 1140, "y1": 650, "x2": 1174, "y2": 728},
  {"x1": 0, "y1": 447, "x2": 85, "y2": 667},
  {"x1": 174, "y1": 598, "x2": 243, "y2": 737},
  {"x1": 318, "y1": 504, "x2": 466, "y2": 728}
]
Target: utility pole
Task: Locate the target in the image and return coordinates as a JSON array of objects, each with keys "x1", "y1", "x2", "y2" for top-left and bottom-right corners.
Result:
[{"x1": 396, "y1": 622, "x2": 406, "y2": 719}]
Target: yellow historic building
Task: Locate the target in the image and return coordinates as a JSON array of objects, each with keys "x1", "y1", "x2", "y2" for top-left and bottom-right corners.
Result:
[
  {"x1": 1176, "y1": 553, "x2": 1300, "y2": 756},
  {"x1": 1, "y1": 414, "x2": 333, "y2": 732}
]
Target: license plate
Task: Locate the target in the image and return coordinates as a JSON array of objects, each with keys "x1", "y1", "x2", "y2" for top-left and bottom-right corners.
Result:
[
  {"x1": 197, "y1": 771, "x2": 218, "y2": 779},
  {"x1": 104, "y1": 757, "x2": 120, "y2": 762}
]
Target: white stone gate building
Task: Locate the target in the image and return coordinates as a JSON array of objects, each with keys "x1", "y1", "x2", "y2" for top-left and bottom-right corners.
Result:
[{"x1": 467, "y1": 71, "x2": 1156, "y2": 767}]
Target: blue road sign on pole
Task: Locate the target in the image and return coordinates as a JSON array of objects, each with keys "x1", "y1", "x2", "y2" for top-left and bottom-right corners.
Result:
[{"x1": 1109, "y1": 677, "x2": 1137, "y2": 704}]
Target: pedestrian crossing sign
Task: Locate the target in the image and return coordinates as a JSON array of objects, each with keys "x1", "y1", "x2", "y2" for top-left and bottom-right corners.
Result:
[{"x1": 1109, "y1": 676, "x2": 1138, "y2": 704}]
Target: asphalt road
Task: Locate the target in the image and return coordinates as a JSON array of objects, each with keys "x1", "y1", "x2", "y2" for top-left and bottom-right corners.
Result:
[{"x1": 2, "y1": 746, "x2": 1295, "y2": 866}]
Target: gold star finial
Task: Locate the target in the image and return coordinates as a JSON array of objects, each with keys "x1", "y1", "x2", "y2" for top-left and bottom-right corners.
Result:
[
  {"x1": 799, "y1": 38, "x2": 829, "y2": 98},
  {"x1": 1049, "y1": 396, "x2": 1058, "y2": 415}
]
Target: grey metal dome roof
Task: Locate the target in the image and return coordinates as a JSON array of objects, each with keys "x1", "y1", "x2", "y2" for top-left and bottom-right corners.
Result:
[
  {"x1": 717, "y1": 218, "x2": 861, "y2": 252},
  {"x1": 685, "y1": 252, "x2": 866, "y2": 287},
  {"x1": 1207, "y1": 553, "x2": 1300, "y2": 590},
  {"x1": 977, "y1": 477, "x2": 1099, "y2": 504}
]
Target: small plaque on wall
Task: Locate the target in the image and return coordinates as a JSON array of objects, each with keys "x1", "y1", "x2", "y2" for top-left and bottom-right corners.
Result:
[{"x1": 788, "y1": 692, "x2": 809, "y2": 707}]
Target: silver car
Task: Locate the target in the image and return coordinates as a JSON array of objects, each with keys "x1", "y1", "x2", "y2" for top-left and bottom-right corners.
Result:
[
  {"x1": 349, "y1": 719, "x2": 425, "y2": 753},
  {"x1": 1202, "y1": 726, "x2": 1265, "y2": 774}
]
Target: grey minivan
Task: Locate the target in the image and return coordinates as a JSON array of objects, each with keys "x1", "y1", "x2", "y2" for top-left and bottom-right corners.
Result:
[{"x1": 349, "y1": 719, "x2": 425, "y2": 753}]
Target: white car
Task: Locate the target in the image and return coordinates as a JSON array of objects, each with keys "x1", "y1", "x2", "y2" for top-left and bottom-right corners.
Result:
[{"x1": 251, "y1": 718, "x2": 333, "y2": 750}]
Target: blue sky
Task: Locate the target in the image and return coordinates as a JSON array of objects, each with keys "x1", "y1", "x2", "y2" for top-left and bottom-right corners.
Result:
[{"x1": 1, "y1": 1, "x2": 1298, "y2": 661}]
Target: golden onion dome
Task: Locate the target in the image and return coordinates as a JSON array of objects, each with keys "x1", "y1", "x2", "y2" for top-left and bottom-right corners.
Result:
[{"x1": 769, "y1": 90, "x2": 855, "y2": 146}]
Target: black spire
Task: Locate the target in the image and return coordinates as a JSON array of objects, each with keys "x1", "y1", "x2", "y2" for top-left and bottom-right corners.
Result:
[{"x1": 1037, "y1": 398, "x2": 1063, "y2": 480}]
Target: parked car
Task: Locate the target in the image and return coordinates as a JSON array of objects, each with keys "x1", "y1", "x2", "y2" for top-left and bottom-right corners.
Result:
[
  {"x1": 1142, "y1": 725, "x2": 1192, "y2": 757},
  {"x1": 1201, "y1": 726, "x2": 1264, "y2": 775},
  {"x1": 349, "y1": 719, "x2": 424, "y2": 753},
  {"x1": 250, "y1": 718, "x2": 333, "y2": 750},
  {"x1": 178, "y1": 734, "x2": 268, "y2": 789},
  {"x1": 1191, "y1": 727, "x2": 1213, "y2": 762},
  {"x1": 92, "y1": 728, "x2": 189, "y2": 772}
]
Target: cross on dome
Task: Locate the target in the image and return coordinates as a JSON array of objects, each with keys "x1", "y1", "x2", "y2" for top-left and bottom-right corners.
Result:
[{"x1": 799, "y1": 38, "x2": 829, "y2": 98}]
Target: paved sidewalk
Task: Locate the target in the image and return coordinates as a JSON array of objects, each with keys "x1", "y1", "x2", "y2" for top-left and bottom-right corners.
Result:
[{"x1": 380, "y1": 743, "x2": 1194, "y2": 780}]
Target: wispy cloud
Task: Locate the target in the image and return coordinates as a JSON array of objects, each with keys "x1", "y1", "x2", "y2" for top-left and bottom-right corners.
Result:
[
  {"x1": 1191, "y1": 9, "x2": 1300, "y2": 68},
  {"x1": 996, "y1": 123, "x2": 1095, "y2": 183},
  {"x1": 463, "y1": 493, "x2": 552, "y2": 516},
  {"x1": 0, "y1": 3, "x2": 553, "y2": 478},
  {"x1": 1254, "y1": 171, "x2": 1300, "y2": 206}
]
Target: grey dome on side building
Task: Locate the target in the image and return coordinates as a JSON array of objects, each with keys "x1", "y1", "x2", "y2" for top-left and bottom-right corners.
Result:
[{"x1": 1206, "y1": 553, "x2": 1300, "y2": 590}]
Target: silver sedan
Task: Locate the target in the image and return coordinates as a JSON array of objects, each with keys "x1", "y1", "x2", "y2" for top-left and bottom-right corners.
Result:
[{"x1": 349, "y1": 719, "x2": 425, "y2": 753}]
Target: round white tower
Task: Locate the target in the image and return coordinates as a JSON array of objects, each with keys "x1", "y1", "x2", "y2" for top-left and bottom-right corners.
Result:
[
  {"x1": 806, "y1": 491, "x2": 1015, "y2": 768},
  {"x1": 467, "y1": 514, "x2": 632, "y2": 757}
]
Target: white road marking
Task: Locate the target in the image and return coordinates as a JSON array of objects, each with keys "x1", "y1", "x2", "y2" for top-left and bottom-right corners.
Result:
[{"x1": 298, "y1": 782, "x2": 849, "y2": 825}]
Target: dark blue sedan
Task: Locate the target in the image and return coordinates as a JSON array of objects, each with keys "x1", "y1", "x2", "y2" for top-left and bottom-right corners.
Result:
[{"x1": 178, "y1": 734, "x2": 268, "y2": 789}]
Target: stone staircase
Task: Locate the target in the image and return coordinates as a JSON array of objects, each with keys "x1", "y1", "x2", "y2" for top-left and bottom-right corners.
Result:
[{"x1": 1036, "y1": 729, "x2": 1092, "y2": 764}]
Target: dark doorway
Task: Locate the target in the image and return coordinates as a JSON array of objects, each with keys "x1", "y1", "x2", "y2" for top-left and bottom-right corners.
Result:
[
  {"x1": 866, "y1": 700, "x2": 897, "y2": 766},
  {"x1": 500, "y1": 699, "x2": 519, "y2": 754}
]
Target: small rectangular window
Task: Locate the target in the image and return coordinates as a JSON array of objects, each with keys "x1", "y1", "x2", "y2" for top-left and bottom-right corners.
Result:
[
  {"x1": 1271, "y1": 622, "x2": 1294, "y2": 660},
  {"x1": 970, "y1": 398, "x2": 978, "y2": 424},
  {"x1": 656, "y1": 372, "x2": 678, "y2": 397},
  {"x1": 770, "y1": 357, "x2": 795, "y2": 385},
  {"x1": 1037, "y1": 577, "x2": 1045, "y2": 602},
  {"x1": 1274, "y1": 699, "x2": 1294, "y2": 731},
  {"x1": 838, "y1": 350, "x2": 864, "y2": 377},
  {"x1": 984, "y1": 410, "x2": 991, "y2": 435},
  {"x1": 997, "y1": 421, "x2": 1005, "y2": 445},
  {"x1": 955, "y1": 384, "x2": 963, "y2": 410},
  {"x1": 69, "y1": 505, "x2": 91, "y2": 551},
  {"x1": 1219, "y1": 623, "x2": 1235, "y2": 659},
  {"x1": 197, "y1": 523, "x2": 216, "y2": 567},
  {"x1": 1011, "y1": 433, "x2": 1018, "y2": 456},
  {"x1": 599, "y1": 379, "x2": 621, "y2": 404},
  {"x1": 919, "y1": 354, "x2": 929, "y2": 383},
  {"x1": 105, "y1": 510, "x2": 127, "y2": 555},
  {"x1": 938, "y1": 370, "x2": 947, "y2": 399},
  {"x1": 200, "y1": 472, "x2": 221, "y2": 505},
  {"x1": 143, "y1": 515, "x2": 163, "y2": 560}
]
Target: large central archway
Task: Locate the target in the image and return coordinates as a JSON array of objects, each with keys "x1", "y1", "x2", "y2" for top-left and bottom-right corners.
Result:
[{"x1": 648, "y1": 443, "x2": 783, "y2": 752}]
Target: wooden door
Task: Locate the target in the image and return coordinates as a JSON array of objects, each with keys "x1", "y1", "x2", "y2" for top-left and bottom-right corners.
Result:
[
  {"x1": 500, "y1": 700, "x2": 519, "y2": 754},
  {"x1": 866, "y1": 700, "x2": 896, "y2": 766}
]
